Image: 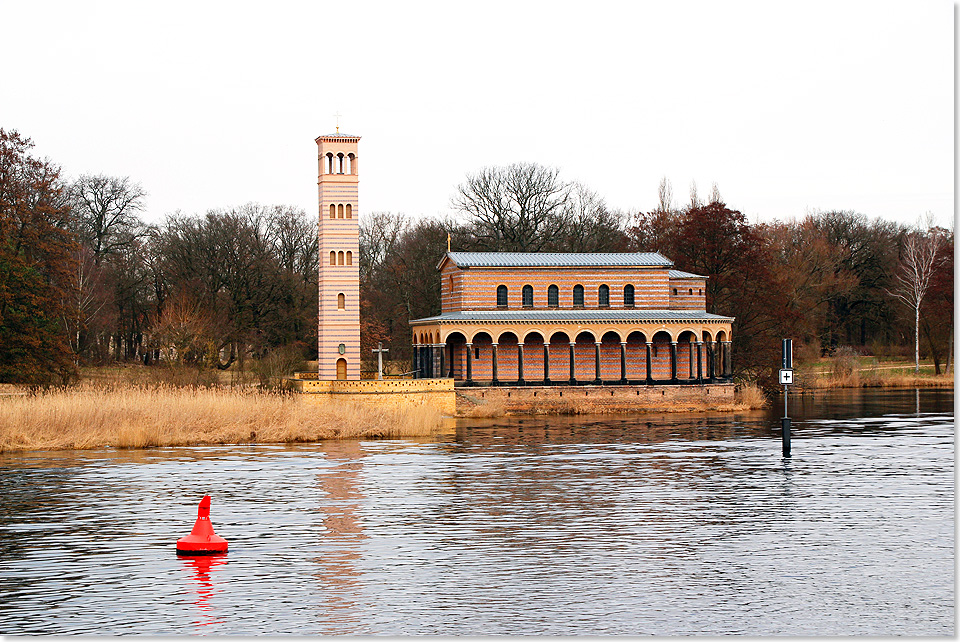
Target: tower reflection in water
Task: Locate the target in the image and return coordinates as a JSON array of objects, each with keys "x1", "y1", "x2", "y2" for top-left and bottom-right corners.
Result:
[
  {"x1": 313, "y1": 440, "x2": 367, "y2": 634},
  {"x1": 180, "y1": 552, "x2": 228, "y2": 628}
]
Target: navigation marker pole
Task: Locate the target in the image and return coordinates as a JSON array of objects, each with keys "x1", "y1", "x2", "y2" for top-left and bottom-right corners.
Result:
[{"x1": 779, "y1": 338, "x2": 793, "y2": 458}]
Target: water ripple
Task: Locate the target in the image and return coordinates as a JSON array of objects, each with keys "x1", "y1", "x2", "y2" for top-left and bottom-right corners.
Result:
[{"x1": 0, "y1": 388, "x2": 953, "y2": 635}]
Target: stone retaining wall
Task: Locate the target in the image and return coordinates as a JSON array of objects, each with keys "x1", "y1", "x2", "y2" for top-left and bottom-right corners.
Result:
[
  {"x1": 457, "y1": 383, "x2": 734, "y2": 414},
  {"x1": 290, "y1": 376, "x2": 456, "y2": 415}
]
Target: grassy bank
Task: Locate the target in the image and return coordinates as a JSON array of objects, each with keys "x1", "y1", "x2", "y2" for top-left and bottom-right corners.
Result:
[
  {"x1": 796, "y1": 357, "x2": 953, "y2": 390},
  {"x1": 0, "y1": 384, "x2": 445, "y2": 453}
]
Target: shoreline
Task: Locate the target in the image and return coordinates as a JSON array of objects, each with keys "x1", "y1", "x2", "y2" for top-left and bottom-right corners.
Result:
[{"x1": 0, "y1": 376, "x2": 952, "y2": 454}]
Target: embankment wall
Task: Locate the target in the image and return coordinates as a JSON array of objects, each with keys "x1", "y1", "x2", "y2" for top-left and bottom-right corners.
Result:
[
  {"x1": 457, "y1": 383, "x2": 734, "y2": 414},
  {"x1": 290, "y1": 377, "x2": 456, "y2": 415}
]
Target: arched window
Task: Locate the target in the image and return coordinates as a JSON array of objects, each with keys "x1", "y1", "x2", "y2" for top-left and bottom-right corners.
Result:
[
  {"x1": 337, "y1": 204, "x2": 344, "y2": 219},
  {"x1": 598, "y1": 284, "x2": 610, "y2": 307},
  {"x1": 548, "y1": 284, "x2": 559, "y2": 308},
  {"x1": 336, "y1": 153, "x2": 345, "y2": 174},
  {"x1": 573, "y1": 284, "x2": 584, "y2": 307},
  {"x1": 329, "y1": 251, "x2": 336, "y2": 265},
  {"x1": 343, "y1": 155, "x2": 351, "y2": 174},
  {"x1": 496, "y1": 285, "x2": 508, "y2": 308},
  {"x1": 624, "y1": 284, "x2": 635, "y2": 307},
  {"x1": 329, "y1": 204, "x2": 336, "y2": 219},
  {"x1": 345, "y1": 204, "x2": 352, "y2": 219},
  {"x1": 346, "y1": 251, "x2": 352, "y2": 265},
  {"x1": 699, "y1": 289, "x2": 703, "y2": 295},
  {"x1": 348, "y1": 153, "x2": 357, "y2": 175},
  {"x1": 338, "y1": 251, "x2": 344, "y2": 265},
  {"x1": 337, "y1": 293, "x2": 345, "y2": 310},
  {"x1": 673, "y1": 288, "x2": 678, "y2": 296},
  {"x1": 689, "y1": 288, "x2": 693, "y2": 295},
  {"x1": 325, "y1": 153, "x2": 333, "y2": 174},
  {"x1": 522, "y1": 285, "x2": 533, "y2": 308},
  {"x1": 336, "y1": 358, "x2": 347, "y2": 380}
]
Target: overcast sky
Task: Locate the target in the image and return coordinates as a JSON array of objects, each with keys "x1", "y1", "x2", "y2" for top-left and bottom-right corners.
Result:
[{"x1": 5, "y1": 0, "x2": 954, "y2": 228}]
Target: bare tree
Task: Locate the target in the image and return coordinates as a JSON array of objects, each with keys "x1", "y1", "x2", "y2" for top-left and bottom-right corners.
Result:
[
  {"x1": 359, "y1": 211, "x2": 407, "y2": 283},
  {"x1": 888, "y1": 216, "x2": 946, "y2": 373},
  {"x1": 61, "y1": 244, "x2": 112, "y2": 361},
  {"x1": 656, "y1": 177, "x2": 674, "y2": 214},
  {"x1": 452, "y1": 163, "x2": 570, "y2": 252},
  {"x1": 561, "y1": 184, "x2": 628, "y2": 252},
  {"x1": 69, "y1": 174, "x2": 147, "y2": 262}
]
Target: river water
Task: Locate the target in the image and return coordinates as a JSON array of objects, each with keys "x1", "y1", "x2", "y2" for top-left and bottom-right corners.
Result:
[{"x1": 0, "y1": 388, "x2": 953, "y2": 635}]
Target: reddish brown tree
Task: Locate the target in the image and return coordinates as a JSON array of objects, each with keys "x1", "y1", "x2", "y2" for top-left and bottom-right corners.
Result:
[{"x1": 0, "y1": 129, "x2": 79, "y2": 384}]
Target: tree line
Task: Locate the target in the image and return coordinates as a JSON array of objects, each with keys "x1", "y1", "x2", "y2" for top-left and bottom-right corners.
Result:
[{"x1": 1, "y1": 130, "x2": 952, "y2": 386}]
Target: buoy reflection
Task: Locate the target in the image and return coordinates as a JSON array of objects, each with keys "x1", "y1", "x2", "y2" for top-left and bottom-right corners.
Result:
[{"x1": 180, "y1": 553, "x2": 227, "y2": 627}]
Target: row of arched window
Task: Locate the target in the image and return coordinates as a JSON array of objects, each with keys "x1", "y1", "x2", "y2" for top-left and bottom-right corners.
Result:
[
  {"x1": 329, "y1": 251, "x2": 353, "y2": 265},
  {"x1": 323, "y1": 152, "x2": 356, "y2": 175},
  {"x1": 496, "y1": 284, "x2": 637, "y2": 309},
  {"x1": 328, "y1": 203, "x2": 353, "y2": 219}
]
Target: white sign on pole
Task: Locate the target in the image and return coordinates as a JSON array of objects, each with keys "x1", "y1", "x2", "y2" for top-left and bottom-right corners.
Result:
[{"x1": 779, "y1": 369, "x2": 794, "y2": 385}]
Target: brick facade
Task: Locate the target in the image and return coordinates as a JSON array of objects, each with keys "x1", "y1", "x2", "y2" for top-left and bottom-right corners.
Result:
[{"x1": 412, "y1": 253, "x2": 734, "y2": 386}]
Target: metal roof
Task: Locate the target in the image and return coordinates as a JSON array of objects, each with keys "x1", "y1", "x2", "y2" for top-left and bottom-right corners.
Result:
[
  {"x1": 411, "y1": 309, "x2": 734, "y2": 324},
  {"x1": 444, "y1": 252, "x2": 674, "y2": 268},
  {"x1": 669, "y1": 269, "x2": 707, "y2": 279}
]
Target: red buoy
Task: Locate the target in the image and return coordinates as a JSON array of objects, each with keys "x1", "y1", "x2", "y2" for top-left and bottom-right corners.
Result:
[{"x1": 176, "y1": 495, "x2": 228, "y2": 555}]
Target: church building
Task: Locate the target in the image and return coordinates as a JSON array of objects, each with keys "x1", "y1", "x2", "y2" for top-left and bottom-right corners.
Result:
[{"x1": 409, "y1": 252, "x2": 734, "y2": 385}]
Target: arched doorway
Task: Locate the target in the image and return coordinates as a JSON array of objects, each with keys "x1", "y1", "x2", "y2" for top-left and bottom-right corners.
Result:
[
  {"x1": 626, "y1": 331, "x2": 647, "y2": 381},
  {"x1": 336, "y1": 358, "x2": 347, "y2": 381},
  {"x1": 651, "y1": 330, "x2": 674, "y2": 382},
  {"x1": 445, "y1": 332, "x2": 467, "y2": 380},
  {"x1": 600, "y1": 331, "x2": 622, "y2": 382}
]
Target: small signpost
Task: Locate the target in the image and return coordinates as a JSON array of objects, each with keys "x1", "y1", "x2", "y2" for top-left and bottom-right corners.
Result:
[
  {"x1": 780, "y1": 338, "x2": 793, "y2": 458},
  {"x1": 372, "y1": 342, "x2": 389, "y2": 380}
]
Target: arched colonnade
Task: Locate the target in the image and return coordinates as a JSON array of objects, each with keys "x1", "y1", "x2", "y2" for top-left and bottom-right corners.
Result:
[{"x1": 411, "y1": 326, "x2": 732, "y2": 385}]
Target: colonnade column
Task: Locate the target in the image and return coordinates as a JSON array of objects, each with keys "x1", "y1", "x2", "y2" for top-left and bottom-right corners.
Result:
[
  {"x1": 543, "y1": 343, "x2": 550, "y2": 384},
  {"x1": 723, "y1": 341, "x2": 732, "y2": 377},
  {"x1": 412, "y1": 344, "x2": 419, "y2": 379},
  {"x1": 517, "y1": 343, "x2": 525, "y2": 384},
  {"x1": 707, "y1": 342, "x2": 715, "y2": 381},
  {"x1": 670, "y1": 342, "x2": 678, "y2": 383},
  {"x1": 696, "y1": 341, "x2": 703, "y2": 383},
  {"x1": 465, "y1": 342, "x2": 473, "y2": 384},
  {"x1": 688, "y1": 342, "x2": 695, "y2": 378},
  {"x1": 437, "y1": 344, "x2": 444, "y2": 379},
  {"x1": 645, "y1": 342, "x2": 653, "y2": 383},
  {"x1": 568, "y1": 342, "x2": 576, "y2": 384},
  {"x1": 715, "y1": 341, "x2": 722, "y2": 379},
  {"x1": 620, "y1": 342, "x2": 627, "y2": 384},
  {"x1": 491, "y1": 343, "x2": 499, "y2": 384},
  {"x1": 594, "y1": 342, "x2": 602, "y2": 384}
]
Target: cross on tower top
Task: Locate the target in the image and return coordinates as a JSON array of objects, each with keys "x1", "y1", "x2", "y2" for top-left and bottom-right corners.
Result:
[{"x1": 333, "y1": 111, "x2": 342, "y2": 133}]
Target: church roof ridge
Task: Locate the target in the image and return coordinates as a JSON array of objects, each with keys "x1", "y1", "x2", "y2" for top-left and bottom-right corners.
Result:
[{"x1": 444, "y1": 251, "x2": 674, "y2": 268}]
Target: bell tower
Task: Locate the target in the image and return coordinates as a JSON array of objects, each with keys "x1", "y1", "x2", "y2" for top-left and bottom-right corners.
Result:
[{"x1": 316, "y1": 131, "x2": 360, "y2": 380}]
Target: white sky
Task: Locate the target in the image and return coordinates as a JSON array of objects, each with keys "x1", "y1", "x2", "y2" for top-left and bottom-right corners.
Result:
[{"x1": 5, "y1": 0, "x2": 954, "y2": 228}]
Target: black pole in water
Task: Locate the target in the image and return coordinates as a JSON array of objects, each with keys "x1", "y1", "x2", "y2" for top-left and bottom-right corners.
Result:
[
  {"x1": 781, "y1": 339, "x2": 793, "y2": 458},
  {"x1": 782, "y1": 400, "x2": 791, "y2": 458}
]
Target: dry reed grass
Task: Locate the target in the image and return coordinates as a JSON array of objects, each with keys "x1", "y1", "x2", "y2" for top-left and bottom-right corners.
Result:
[
  {"x1": 0, "y1": 383, "x2": 445, "y2": 453},
  {"x1": 734, "y1": 382, "x2": 769, "y2": 409}
]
